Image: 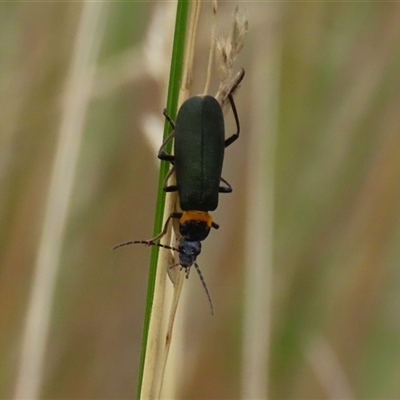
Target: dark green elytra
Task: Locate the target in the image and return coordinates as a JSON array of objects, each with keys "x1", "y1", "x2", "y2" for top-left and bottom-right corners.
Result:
[{"x1": 174, "y1": 95, "x2": 225, "y2": 212}]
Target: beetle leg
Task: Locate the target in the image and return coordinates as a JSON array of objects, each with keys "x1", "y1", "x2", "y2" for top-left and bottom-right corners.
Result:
[
  {"x1": 159, "y1": 109, "x2": 178, "y2": 190},
  {"x1": 217, "y1": 68, "x2": 245, "y2": 106},
  {"x1": 228, "y1": 68, "x2": 245, "y2": 97},
  {"x1": 224, "y1": 93, "x2": 240, "y2": 148},
  {"x1": 163, "y1": 108, "x2": 175, "y2": 130},
  {"x1": 162, "y1": 166, "x2": 178, "y2": 192},
  {"x1": 149, "y1": 212, "x2": 182, "y2": 242},
  {"x1": 149, "y1": 215, "x2": 173, "y2": 242},
  {"x1": 158, "y1": 109, "x2": 177, "y2": 162},
  {"x1": 158, "y1": 131, "x2": 175, "y2": 162},
  {"x1": 219, "y1": 176, "x2": 233, "y2": 193},
  {"x1": 164, "y1": 185, "x2": 178, "y2": 192}
]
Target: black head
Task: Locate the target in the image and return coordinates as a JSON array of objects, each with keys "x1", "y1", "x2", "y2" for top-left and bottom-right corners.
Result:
[{"x1": 178, "y1": 240, "x2": 202, "y2": 268}]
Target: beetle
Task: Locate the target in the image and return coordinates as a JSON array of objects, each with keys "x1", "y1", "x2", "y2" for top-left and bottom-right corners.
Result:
[{"x1": 115, "y1": 69, "x2": 244, "y2": 313}]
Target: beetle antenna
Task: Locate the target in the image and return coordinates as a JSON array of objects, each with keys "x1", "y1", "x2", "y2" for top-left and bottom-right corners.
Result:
[
  {"x1": 113, "y1": 240, "x2": 180, "y2": 253},
  {"x1": 193, "y1": 263, "x2": 214, "y2": 315}
]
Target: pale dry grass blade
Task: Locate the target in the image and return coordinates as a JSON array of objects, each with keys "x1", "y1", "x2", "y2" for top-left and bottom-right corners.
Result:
[
  {"x1": 306, "y1": 335, "x2": 354, "y2": 399},
  {"x1": 14, "y1": 3, "x2": 107, "y2": 398}
]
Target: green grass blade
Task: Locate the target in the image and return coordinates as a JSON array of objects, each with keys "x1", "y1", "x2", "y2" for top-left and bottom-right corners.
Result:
[{"x1": 136, "y1": 1, "x2": 189, "y2": 398}]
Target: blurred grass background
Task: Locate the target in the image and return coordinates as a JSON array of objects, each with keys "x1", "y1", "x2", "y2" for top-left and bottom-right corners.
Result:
[{"x1": 2, "y1": 1, "x2": 400, "y2": 399}]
